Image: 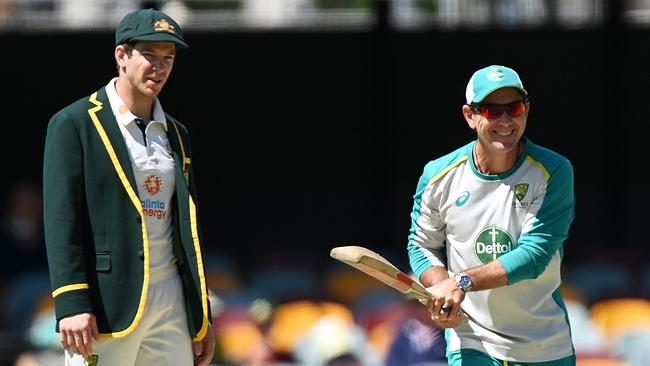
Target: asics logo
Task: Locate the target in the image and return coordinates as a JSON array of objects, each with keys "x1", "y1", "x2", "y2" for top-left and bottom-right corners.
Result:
[{"x1": 455, "y1": 191, "x2": 470, "y2": 207}]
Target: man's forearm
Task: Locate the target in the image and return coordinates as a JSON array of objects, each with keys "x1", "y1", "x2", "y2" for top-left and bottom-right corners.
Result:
[
  {"x1": 463, "y1": 260, "x2": 509, "y2": 291},
  {"x1": 419, "y1": 265, "x2": 451, "y2": 287},
  {"x1": 419, "y1": 260, "x2": 509, "y2": 291}
]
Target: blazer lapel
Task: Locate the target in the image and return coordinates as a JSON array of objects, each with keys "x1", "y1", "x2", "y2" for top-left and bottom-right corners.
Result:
[
  {"x1": 89, "y1": 88, "x2": 139, "y2": 194},
  {"x1": 166, "y1": 119, "x2": 189, "y2": 190}
]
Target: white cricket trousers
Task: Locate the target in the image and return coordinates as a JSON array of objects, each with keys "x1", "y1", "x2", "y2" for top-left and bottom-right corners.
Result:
[{"x1": 65, "y1": 265, "x2": 193, "y2": 366}]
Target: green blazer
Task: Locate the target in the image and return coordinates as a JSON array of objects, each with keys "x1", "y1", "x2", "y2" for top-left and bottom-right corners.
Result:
[{"x1": 43, "y1": 87, "x2": 211, "y2": 340}]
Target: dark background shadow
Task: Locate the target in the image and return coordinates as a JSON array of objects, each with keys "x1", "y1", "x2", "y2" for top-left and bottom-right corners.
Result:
[{"x1": 4, "y1": 26, "x2": 645, "y2": 274}]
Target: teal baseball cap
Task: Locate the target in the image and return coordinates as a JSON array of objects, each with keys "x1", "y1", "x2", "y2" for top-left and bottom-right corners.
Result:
[
  {"x1": 465, "y1": 65, "x2": 527, "y2": 104},
  {"x1": 115, "y1": 8, "x2": 188, "y2": 49}
]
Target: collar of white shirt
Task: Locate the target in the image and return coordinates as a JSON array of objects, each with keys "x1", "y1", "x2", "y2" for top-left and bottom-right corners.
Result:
[{"x1": 105, "y1": 77, "x2": 168, "y2": 131}]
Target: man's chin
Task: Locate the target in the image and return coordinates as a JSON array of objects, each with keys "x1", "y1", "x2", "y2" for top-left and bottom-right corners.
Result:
[
  {"x1": 492, "y1": 141, "x2": 518, "y2": 152},
  {"x1": 142, "y1": 87, "x2": 162, "y2": 98}
]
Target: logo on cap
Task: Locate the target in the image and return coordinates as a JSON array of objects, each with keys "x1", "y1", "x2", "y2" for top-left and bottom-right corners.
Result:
[
  {"x1": 487, "y1": 68, "x2": 505, "y2": 81},
  {"x1": 154, "y1": 19, "x2": 176, "y2": 34}
]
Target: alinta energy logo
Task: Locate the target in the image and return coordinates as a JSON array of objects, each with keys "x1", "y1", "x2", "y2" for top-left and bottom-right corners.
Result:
[
  {"x1": 475, "y1": 225, "x2": 516, "y2": 264},
  {"x1": 142, "y1": 174, "x2": 167, "y2": 220},
  {"x1": 143, "y1": 174, "x2": 162, "y2": 195}
]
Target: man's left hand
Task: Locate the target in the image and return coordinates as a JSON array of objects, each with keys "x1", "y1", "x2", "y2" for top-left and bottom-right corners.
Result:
[{"x1": 192, "y1": 323, "x2": 216, "y2": 366}]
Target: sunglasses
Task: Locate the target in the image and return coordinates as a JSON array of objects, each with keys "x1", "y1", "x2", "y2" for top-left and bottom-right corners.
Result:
[{"x1": 470, "y1": 98, "x2": 529, "y2": 119}]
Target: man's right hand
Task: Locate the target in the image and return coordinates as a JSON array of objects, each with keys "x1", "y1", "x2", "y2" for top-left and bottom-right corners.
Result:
[{"x1": 59, "y1": 313, "x2": 99, "y2": 358}]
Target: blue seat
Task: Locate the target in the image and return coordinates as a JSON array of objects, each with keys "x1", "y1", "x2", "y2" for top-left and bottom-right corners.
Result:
[
  {"x1": 564, "y1": 263, "x2": 634, "y2": 305},
  {"x1": 248, "y1": 268, "x2": 319, "y2": 303},
  {"x1": 642, "y1": 263, "x2": 650, "y2": 298}
]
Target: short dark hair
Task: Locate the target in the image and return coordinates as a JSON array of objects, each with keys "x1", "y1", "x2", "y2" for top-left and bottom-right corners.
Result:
[{"x1": 115, "y1": 42, "x2": 136, "y2": 73}]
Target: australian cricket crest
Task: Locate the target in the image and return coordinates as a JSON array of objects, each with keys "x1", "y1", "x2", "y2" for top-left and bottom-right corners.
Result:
[{"x1": 512, "y1": 183, "x2": 530, "y2": 208}]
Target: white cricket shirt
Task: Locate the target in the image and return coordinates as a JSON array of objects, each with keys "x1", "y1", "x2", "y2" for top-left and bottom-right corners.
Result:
[
  {"x1": 106, "y1": 78, "x2": 176, "y2": 279},
  {"x1": 408, "y1": 138, "x2": 575, "y2": 362}
]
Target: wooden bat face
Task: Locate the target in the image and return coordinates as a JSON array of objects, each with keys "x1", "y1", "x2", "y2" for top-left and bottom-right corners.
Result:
[{"x1": 330, "y1": 245, "x2": 431, "y2": 301}]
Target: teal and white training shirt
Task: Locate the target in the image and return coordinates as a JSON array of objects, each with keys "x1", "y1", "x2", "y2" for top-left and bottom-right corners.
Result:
[{"x1": 407, "y1": 137, "x2": 575, "y2": 362}]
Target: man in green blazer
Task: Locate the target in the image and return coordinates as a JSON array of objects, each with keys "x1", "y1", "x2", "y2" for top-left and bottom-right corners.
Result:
[{"x1": 43, "y1": 8, "x2": 215, "y2": 366}]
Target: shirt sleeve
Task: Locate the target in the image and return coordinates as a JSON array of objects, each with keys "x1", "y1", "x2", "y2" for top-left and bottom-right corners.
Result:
[
  {"x1": 498, "y1": 160, "x2": 575, "y2": 284},
  {"x1": 407, "y1": 163, "x2": 448, "y2": 279}
]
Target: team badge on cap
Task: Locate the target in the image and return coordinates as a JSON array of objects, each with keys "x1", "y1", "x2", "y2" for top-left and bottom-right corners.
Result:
[
  {"x1": 487, "y1": 68, "x2": 505, "y2": 81},
  {"x1": 154, "y1": 19, "x2": 176, "y2": 34},
  {"x1": 465, "y1": 65, "x2": 527, "y2": 104}
]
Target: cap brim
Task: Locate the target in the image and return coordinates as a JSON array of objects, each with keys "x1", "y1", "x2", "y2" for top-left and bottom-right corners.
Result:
[
  {"x1": 130, "y1": 32, "x2": 189, "y2": 49},
  {"x1": 474, "y1": 85, "x2": 528, "y2": 103}
]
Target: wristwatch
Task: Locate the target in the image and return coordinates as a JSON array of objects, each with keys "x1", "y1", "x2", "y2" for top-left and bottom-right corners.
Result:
[{"x1": 454, "y1": 272, "x2": 473, "y2": 292}]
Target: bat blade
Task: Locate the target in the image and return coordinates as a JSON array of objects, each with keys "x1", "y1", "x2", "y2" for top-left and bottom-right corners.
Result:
[{"x1": 330, "y1": 245, "x2": 430, "y2": 302}]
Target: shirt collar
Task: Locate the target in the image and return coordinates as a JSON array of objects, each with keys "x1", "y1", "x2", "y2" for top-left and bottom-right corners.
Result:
[{"x1": 105, "y1": 77, "x2": 168, "y2": 130}]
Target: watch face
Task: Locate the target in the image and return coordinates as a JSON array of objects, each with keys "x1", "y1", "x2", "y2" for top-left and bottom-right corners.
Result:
[{"x1": 457, "y1": 274, "x2": 472, "y2": 291}]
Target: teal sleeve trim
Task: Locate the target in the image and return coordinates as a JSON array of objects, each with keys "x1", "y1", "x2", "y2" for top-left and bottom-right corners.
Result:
[
  {"x1": 407, "y1": 143, "x2": 471, "y2": 278},
  {"x1": 409, "y1": 245, "x2": 434, "y2": 279},
  {"x1": 500, "y1": 159, "x2": 575, "y2": 284},
  {"x1": 408, "y1": 165, "x2": 436, "y2": 278}
]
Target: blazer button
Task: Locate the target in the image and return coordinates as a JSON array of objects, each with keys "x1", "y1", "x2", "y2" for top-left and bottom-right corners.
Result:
[
  {"x1": 136, "y1": 216, "x2": 142, "y2": 223},
  {"x1": 137, "y1": 250, "x2": 144, "y2": 261}
]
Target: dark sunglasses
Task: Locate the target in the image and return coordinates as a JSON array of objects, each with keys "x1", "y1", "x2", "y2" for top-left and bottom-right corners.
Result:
[{"x1": 470, "y1": 98, "x2": 529, "y2": 119}]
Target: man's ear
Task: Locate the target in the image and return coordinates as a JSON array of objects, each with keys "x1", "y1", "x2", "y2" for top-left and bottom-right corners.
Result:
[
  {"x1": 462, "y1": 105, "x2": 477, "y2": 130},
  {"x1": 115, "y1": 45, "x2": 127, "y2": 68}
]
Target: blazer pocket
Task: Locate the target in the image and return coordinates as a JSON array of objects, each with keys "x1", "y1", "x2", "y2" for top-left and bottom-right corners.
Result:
[{"x1": 96, "y1": 252, "x2": 112, "y2": 272}]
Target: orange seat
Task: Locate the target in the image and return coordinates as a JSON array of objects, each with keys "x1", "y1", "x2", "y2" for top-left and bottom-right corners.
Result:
[
  {"x1": 325, "y1": 267, "x2": 388, "y2": 304},
  {"x1": 266, "y1": 300, "x2": 354, "y2": 354},
  {"x1": 589, "y1": 298, "x2": 650, "y2": 342},
  {"x1": 576, "y1": 357, "x2": 629, "y2": 366}
]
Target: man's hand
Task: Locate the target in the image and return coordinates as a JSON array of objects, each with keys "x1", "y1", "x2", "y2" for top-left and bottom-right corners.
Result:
[
  {"x1": 60, "y1": 313, "x2": 99, "y2": 358},
  {"x1": 430, "y1": 307, "x2": 465, "y2": 328},
  {"x1": 192, "y1": 323, "x2": 216, "y2": 366},
  {"x1": 424, "y1": 277, "x2": 466, "y2": 327}
]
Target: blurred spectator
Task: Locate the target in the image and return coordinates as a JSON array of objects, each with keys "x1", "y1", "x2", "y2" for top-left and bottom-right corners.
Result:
[
  {"x1": 564, "y1": 298, "x2": 608, "y2": 358},
  {"x1": 292, "y1": 314, "x2": 382, "y2": 366},
  {"x1": 0, "y1": 0, "x2": 13, "y2": 23},
  {"x1": 9, "y1": 295, "x2": 60, "y2": 366},
  {"x1": 57, "y1": 0, "x2": 140, "y2": 28},
  {"x1": 13, "y1": 348, "x2": 61, "y2": 366},
  {"x1": 161, "y1": 0, "x2": 189, "y2": 25},
  {"x1": 211, "y1": 300, "x2": 272, "y2": 365},
  {"x1": 0, "y1": 0, "x2": 53, "y2": 28},
  {"x1": 325, "y1": 353, "x2": 363, "y2": 366},
  {"x1": 242, "y1": 0, "x2": 314, "y2": 28},
  {"x1": 0, "y1": 181, "x2": 47, "y2": 279},
  {"x1": 0, "y1": 181, "x2": 49, "y2": 332},
  {"x1": 6, "y1": 0, "x2": 53, "y2": 13},
  {"x1": 612, "y1": 330, "x2": 650, "y2": 366},
  {"x1": 384, "y1": 299, "x2": 446, "y2": 366}
]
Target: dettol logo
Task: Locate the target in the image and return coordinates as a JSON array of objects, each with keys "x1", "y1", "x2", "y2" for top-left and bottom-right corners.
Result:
[{"x1": 475, "y1": 225, "x2": 515, "y2": 264}]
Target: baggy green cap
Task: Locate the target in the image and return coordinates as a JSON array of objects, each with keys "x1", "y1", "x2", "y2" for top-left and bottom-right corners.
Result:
[
  {"x1": 465, "y1": 65, "x2": 527, "y2": 104},
  {"x1": 115, "y1": 8, "x2": 188, "y2": 49}
]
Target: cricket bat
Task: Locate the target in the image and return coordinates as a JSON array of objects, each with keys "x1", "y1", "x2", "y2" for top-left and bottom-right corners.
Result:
[{"x1": 330, "y1": 245, "x2": 431, "y2": 302}]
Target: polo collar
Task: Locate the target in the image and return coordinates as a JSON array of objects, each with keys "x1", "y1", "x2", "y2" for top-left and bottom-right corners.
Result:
[{"x1": 105, "y1": 77, "x2": 168, "y2": 131}]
